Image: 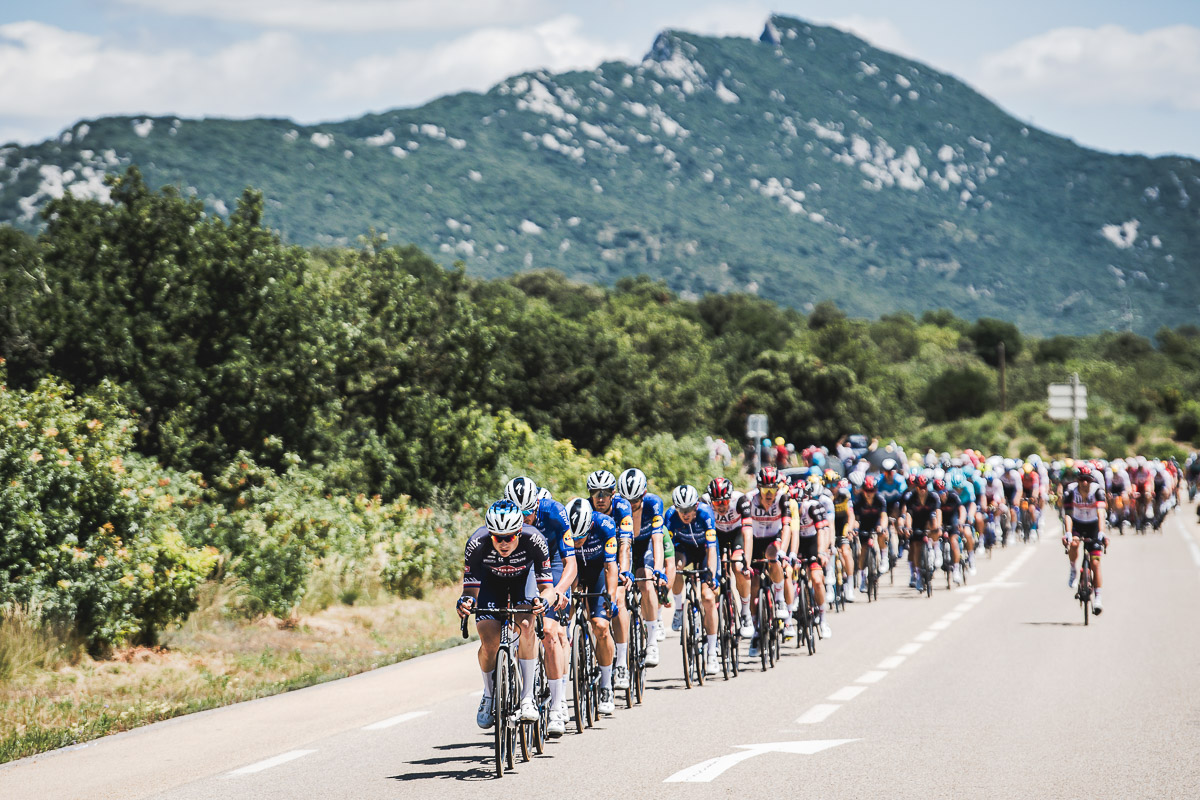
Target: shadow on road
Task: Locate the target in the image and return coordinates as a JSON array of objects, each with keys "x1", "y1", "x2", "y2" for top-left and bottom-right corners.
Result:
[
  {"x1": 1021, "y1": 621, "x2": 1083, "y2": 627},
  {"x1": 389, "y1": 740, "x2": 499, "y2": 782}
]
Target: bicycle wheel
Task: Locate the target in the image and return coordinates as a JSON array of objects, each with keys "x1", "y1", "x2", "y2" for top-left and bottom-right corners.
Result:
[
  {"x1": 944, "y1": 542, "x2": 952, "y2": 591},
  {"x1": 518, "y1": 715, "x2": 530, "y2": 763},
  {"x1": 570, "y1": 628, "x2": 586, "y2": 734},
  {"x1": 584, "y1": 634, "x2": 597, "y2": 728},
  {"x1": 718, "y1": 594, "x2": 731, "y2": 681},
  {"x1": 769, "y1": 618, "x2": 780, "y2": 665},
  {"x1": 632, "y1": 608, "x2": 646, "y2": 704},
  {"x1": 800, "y1": 579, "x2": 815, "y2": 654},
  {"x1": 532, "y1": 648, "x2": 547, "y2": 755},
  {"x1": 757, "y1": 586, "x2": 770, "y2": 671},
  {"x1": 867, "y1": 546, "x2": 878, "y2": 603},
  {"x1": 690, "y1": 598, "x2": 706, "y2": 686},
  {"x1": 493, "y1": 649, "x2": 509, "y2": 777},
  {"x1": 1080, "y1": 567, "x2": 1090, "y2": 626},
  {"x1": 681, "y1": 598, "x2": 694, "y2": 689}
]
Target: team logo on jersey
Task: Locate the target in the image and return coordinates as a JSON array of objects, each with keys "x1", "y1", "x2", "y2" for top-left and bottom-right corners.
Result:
[
  {"x1": 652, "y1": 515, "x2": 664, "y2": 528},
  {"x1": 705, "y1": 529, "x2": 717, "y2": 544},
  {"x1": 604, "y1": 539, "x2": 618, "y2": 555},
  {"x1": 562, "y1": 532, "x2": 574, "y2": 548},
  {"x1": 620, "y1": 519, "x2": 633, "y2": 532}
]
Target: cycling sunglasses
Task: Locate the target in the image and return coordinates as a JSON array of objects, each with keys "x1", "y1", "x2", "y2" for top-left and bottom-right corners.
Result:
[
  {"x1": 590, "y1": 489, "x2": 615, "y2": 499},
  {"x1": 490, "y1": 533, "x2": 519, "y2": 544}
]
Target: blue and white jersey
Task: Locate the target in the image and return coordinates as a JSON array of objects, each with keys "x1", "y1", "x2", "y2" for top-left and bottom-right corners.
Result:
[
  {"x1": 529, "y1": 497, "x2": 575, "y2": 566},
  {"x1": 876, "y1": 474, "x2": 908, "y2": 505},
  {"x1": 631, "y1": 492, "x2": 666, "y2": 542},
  {"x1": 604, "y1": 495, "x2": 635, "y2": 542},
  {"x1": 663, "y1": 503, "x2": 718, "y2": 550},
  {"x1": 575, "y1": 511, "x2": 620, "y2": 568}
]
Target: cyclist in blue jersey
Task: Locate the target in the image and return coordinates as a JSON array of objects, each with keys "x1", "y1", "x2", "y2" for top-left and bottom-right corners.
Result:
[
  {"x1": 505, "y1": 476, "x2": 576, "y2": 731},
  {"x1": 948, "y1": 470, "x2": 978, "y2": 576},
  {"x1": 457, "y1": 501, "x2": 556, "y2": 728},
  {"x1": 876, "y1": 458, "x2": 908, "y2": 563},
  {"x1": 565, "y1": 497, "x2": 619, "y2": 721},
  {"x1": 664, "y1": 484, "x2": 720, "y2": 672},
  {"x1": 617, "y1": 468, "x2": 669, "y2": 644}
]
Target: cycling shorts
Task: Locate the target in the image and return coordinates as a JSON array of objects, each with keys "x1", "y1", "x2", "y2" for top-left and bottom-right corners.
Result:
[
  {"x1": 794, "y1": 534, "x2": 819, "y2": 561},
  {"x1": 909, "y1": 526, "x2": 935, "y2": 542},
  {"x1": 716, "y1": 529, "x2": 745, "y2": 558},
  {"x1": 476, "y1": 579, "x2": 532, "y2": 622},
  {"x1": 1070, "y1": 520, "x2": 1103, "y2": 545},
  {"x1": 631, "y1": 537, "x2": 657, "y2": 570},
  {"x1": 675, "y1": 542, "x2": 714, "y2": 584},
  {"x1": 751, "y1": 536, "x2": 781, "y2": 562},
  {"x1": 576, "y1": 562, "x2": 612, "y2": 620}
]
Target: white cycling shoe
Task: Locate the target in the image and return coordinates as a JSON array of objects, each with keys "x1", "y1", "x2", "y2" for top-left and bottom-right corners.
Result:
[
  {"x1": 844, "y1": 584, "x2": 856, "y2": 602},
  {"x1": 739, "y1": 617, "x2": 754, "y2": 638},
  {"x1": 704, "y1": 650, "x2": 718, "y2": 674},
  {"x1": 672, "y1": 608, "x2": 684, "y2": 631},
  {"x1": 519, "y1": 697, "x2": 538, "y2": 722},
  {"x1": 783, "y1": 618, "x2": 796, "y2": 639},
  {"x1": 1092, "y1": 595, "x2": 1103, "y2": 615},
  {"x1": 547, "y1": 710, "x2": 566, "y2": 738},
  {"x1": 612, "y1": 665, "x2": 630, "y2": 690},
  {"x1": 656, "y1": 624, "x2": 666, "y2": 641},
  {"x1": 645, "y1": 644, "x2": 660, "y2": 667},
  {"x1": 476, "y1": 696, "x2": 495, "y2": 729},
  {"x1": 774, "y1": 600, "x2": 789, "y2": 620},
  {"x1": 819, "y1": 620, "x2": 832, "y2": 639},
  {"x1": 597, "y1": 689, "x2": 615, "y2": 715}
]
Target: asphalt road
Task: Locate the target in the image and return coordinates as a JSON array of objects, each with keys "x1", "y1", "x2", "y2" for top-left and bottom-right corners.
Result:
[{"x1": 4, "y1": 508, "x2": 1200, "y2": 800}]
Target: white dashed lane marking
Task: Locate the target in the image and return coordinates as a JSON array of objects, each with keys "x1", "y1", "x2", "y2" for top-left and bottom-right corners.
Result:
[
  {"x1": 227, "y1": 750, "x2": 316, "y2": 777},
  {"x1": 362, "y1": 711, "x2": 430, "y2": 731}
]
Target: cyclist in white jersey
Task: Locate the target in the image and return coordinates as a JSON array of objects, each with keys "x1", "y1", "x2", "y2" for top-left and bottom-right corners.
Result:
[
  {"x1": 704, "y1": 477, "x2": 754, "y2": 637},
  {"x1": 743, "y1": 467, "x2": 792, "y2": 656}
]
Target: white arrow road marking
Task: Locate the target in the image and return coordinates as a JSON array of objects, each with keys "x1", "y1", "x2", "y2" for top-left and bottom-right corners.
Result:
[
  {"x1": 362, "y1": 711, "x2": 430, "y2": 731},
  {"x1": 664, "y1": 740, "x2": 859, "y2": 783},
  {"x1": 227, "y1": 750, "x2": 316, "y2": 776}
]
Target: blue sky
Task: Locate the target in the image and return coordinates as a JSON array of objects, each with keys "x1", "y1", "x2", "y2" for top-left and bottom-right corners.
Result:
[{"x1": 2, "y1": 1, "x2": 1198, "y2": 157}]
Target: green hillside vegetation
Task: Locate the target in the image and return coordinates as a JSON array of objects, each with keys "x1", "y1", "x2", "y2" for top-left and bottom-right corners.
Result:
[
  {"x1": 2, "y1": 171, "x2": 1199, "y2": 660},
  {"x1": 1, "y1": 15, "x2": 1196, "y2": 335}
]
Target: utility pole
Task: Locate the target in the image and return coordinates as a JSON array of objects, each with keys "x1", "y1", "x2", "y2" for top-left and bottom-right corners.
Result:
[
  {"x1": 998, "y1": 341, "x2": 1007, "y2": 413},
  {"x1": 1071, "y1": 372, "x2": 1080, "y2": 460}
]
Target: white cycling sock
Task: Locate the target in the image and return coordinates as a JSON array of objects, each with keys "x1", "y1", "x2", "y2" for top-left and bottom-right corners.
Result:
[
  {"x1": 706, "y1": 633, "x2": 718, "y2": 649},
  {"x1": 672, "y1": 592, "x2": 684, "y2": 609},
  {"x1": 740, "y1": 594, "x2": 752, "y2": 617},
  {"x1": 615, "y1": 642, "x2": 628, "y2": 668},
  {"x1": 549, "y1": 676, "x2": 563, "y2": 709},
  {"x1": 518, "y1": 659, "x2": 536, "y2": 700},
  {"x1": 481, "y1": 670, "x2": 494, "y2": 698},
  {"x1": 646, "y1": 621, "x2": 659, "y2": 643},
  {"x1": 771, "y1": 580, "x2": 784, "y2": 600},
  {"x1": 600, "y1": 664, "x2": 612, "y2": 689}
]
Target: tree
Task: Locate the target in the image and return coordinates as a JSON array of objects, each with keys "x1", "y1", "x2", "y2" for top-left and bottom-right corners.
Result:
[{"x1": 969, "y1": 318, "x2": 1022, "y2": 367}]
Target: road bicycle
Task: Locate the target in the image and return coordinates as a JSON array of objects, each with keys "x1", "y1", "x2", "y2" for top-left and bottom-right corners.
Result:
[
  {"x1": 791, "y1": 555, "x2": 819, "y2": 655},
  {"x1": 827, "y1": 544, "x2": 846, "y2": 613},
  {"x1": 716, "y1": 548, "x2": 743, "y2": 680},
  {"x1": 568, "y1": 591, "x2": 607, "y2": 734},
  {"x1": 461, "y1": 601, "x2": 546, "y2": 777},
  {"x1": 863, "y1": 531, "x2": 882, "y2": 602},
  {"x1": 749, "y1": 558, "x2": 781, "y2": 669},
  {"x1": 915, "y1": 530, "x2": 936, "y2": 597},
  {"x1": 677, "y1": 568, "x2": 709, "y2": 688},
  {"x1": 1069, "y1": 539, "x2": 1105, "y2": 626},
  {"x1": 621, "y1": 575, "x2": 657, "y2": 707}
]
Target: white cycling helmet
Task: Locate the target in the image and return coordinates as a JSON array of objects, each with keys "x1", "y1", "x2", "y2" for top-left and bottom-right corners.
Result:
[
  {"x1": 536, "y1": 487, "x2": 553, "y2": 501},
  {"x1": 617, "y1": 468, "x2": 647, "y2": 500},
  {"x1": 485, "y1": 500, "x2": 524, "y2": 535},
  {"x1": 504, "y1": 476, "x2": 540, "y2": 512},
  {"x1": 881, "y1": 458, "x2": 897, "y2": 472},
  {"x1": 672, "y1": 484, "x2": 699, "y2": 510},
  {"x1": 566, "y1": 497, "x2": 593, "y2": 539},
  {"x1": 1003, "y1": 458, "x2": 1016, "y2": 471},
  {"x1": 586, "y1": 469, "x2": 617, "y2": 492}
]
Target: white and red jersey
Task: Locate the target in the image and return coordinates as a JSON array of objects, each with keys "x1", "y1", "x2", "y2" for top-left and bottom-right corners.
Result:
[
  {"x1": 1063, "y1": 482, "x2": 1106, "y2": 524},
  {"x1": 744, "y1": 489, "x2": 789, "y2": 539},
  {"x1": 793, "y1": 497, "x2": 828, "y2": 537},
  {"x1": 702, "y1": 490, "x2": 751, "y2": 533}
]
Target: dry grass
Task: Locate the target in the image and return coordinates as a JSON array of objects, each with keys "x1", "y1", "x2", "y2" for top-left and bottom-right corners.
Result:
[{"x1": 0, "y1": 584, "x2": 464, "y2": 764}]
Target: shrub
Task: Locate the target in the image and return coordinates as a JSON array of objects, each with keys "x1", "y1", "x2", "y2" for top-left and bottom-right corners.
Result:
[
  {"x1": 922, "y1": 366, "x2": 995, "y2": 423},
  {"x1": 1174, "y1": 401, "x2": 1200, "y2": 445}
]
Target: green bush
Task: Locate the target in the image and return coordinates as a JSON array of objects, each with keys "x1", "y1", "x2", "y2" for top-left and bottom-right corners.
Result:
[
  {"x1": 922, "y1": 366, "x2": 995, "y2": 423},
  {"x1": 0, "y1": 366, "x2": 216, "y2": 650},
  {"x1": 1174, "y1": 401, "x2": 1200, "y2": 446}
]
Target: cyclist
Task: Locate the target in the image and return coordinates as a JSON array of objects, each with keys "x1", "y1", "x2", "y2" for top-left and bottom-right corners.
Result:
[
  {"x1": 1020, "y1": 462, "x2": 1041, "y2": 534},
  {"x1": 664, "y1": 485, "x2": 721, "y2": 673},
  {"x1": 704, "y1": 477, "x2": 754, "y2": 637},
  {"x1": 902, "y1": 474, "x2": 942, "y2": 592},
  {"x1": 948, "y1": 471, "x2": 978, "y2": 575},
  {"x1": 999, "y1": 459, "x2": 1023, "y2": 538},
  {"x1": 586, "y1": 470, "x2": 647, "y2": 690},
  {"x1": 853, "y1": 475, "x2": 888, "y2": 593},
  {"x1": 876, "y1": 458, "x2": 908, "y2": 564},
  {"x1": 617, "y1": 468, "x2": 669, "y2": 659},
  {"x1": 1062, "y1": 465, "x2": 1106, "y2": 614},
  {"x1": 457, "y1": 500, "x2": 556, "y2": 728},
  {"x1": 936, "y1": 478, "x2": 964, "y2": 585},
  {"x1": 565, "y1": 497, "x2": 619, "y2": 721},
  {"x1": 745, "y1": 466, "x2": 793, "y2": 655},
  {"x1": 829, "y1": 475, "x2": 857, "y2": 602},
  {"x1": 504, "y1": 477, "x2": 576, "y2": 731},
  {"x1": 789, "y1": 478, "x2": 832, "y2": 638}
]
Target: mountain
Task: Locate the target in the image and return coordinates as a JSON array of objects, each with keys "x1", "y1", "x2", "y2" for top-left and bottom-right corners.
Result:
[{"x1": 1, "y1": 15, "x2": 1197, "y2": 335}]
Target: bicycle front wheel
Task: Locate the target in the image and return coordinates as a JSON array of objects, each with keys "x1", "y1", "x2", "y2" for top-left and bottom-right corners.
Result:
[
  {"x1": 493, "y1": 649, "x2": 509, "y2": 777},
  {"x1": 570, "y1": 627, "x2": 587, "y2": 734}
]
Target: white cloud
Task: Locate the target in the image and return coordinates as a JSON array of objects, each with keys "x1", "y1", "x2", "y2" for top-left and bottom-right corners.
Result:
[
  {"x1": 664, "y1": 3, "x2": 771, "y2": 39},
  {"x1": 980, "y1": 24, "x2": 1200, "y2": 111},
  {"x1": 0, "y1": 17, "x2": 635, "y2": 144},
  {"x1": 116, "y1": 0, "x2": 548, "y2": 33}
]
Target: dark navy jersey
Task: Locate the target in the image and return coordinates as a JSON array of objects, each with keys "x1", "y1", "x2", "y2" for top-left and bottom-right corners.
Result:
[
  {"x1": 630, "y1": 492, "x2": 666, "y2": 542},
  {"x1": 598, "y1": 495, "x2": 635, "y2": 542},
  {"x1": 903, "y1": 489, "x2": 941, "y2": 530},
  {"x1": 663, "y1": 503, "x2": 719, "y2": 550},
  {"x1": 940, "y1": 490, "x2": 962, "y2": 518},
  {"x1": 463, "y1": 525, "x2": 552, "y2": 588},
  {"x1": 574, "y1": 512, "x2": 620, "y2": 567},
  {"x1": 853, "y1": 493, "x2": 886, "y2": 530}
]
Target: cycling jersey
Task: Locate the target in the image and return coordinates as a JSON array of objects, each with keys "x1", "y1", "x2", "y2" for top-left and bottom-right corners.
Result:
[
  {"x1": 1063, "y1": 483, "x2": 1106, "y2": 524},
  {"x1": 853, "y1": 493, "x2": 886, "y2": 532},
  {"x1": 745, "y1": 488, "x2": 790, "y2": 539},
  {"x1": 941, "y1": 491, "x2": 963, "y2": 524},
  {"x1": 529, "y1": 497, "x2": 575, "y2": 569},
  {"x1": 463, "y1": 525, "x2": 552, "y2": 589},
  {"x1": 630, "y1": 493, "x2": 666, "y2": 541},
  {"x1": 1020, "y1": 471, "x2": 1039, "y2": 495},
  {"x1": 876, "y1": 473, "x2": 908, "y2": 508},
  {"x1": 1000, "y1": 471, "x2": 1020, "y2": 502},
  {"x1": 574, "y1": 512, "x2": 620, "y2": 567},
  {"x1": 702, "y1": 491, "x2": 751, "y2": 533},
  {"x1": 597, "y1": 495, "x2": 635, "y2": 542},
  {"x1": 832, "y1": 487, "x2": 852, "y2": 535},
  {"x1": 663, "y1": 504, "x2": 719, "y2": 550},
  {"x1": 792, "y1": 497, "x2": 827, "y2": 537},
  {"x1": 903, "y1": 489, "x2": 941, "y2": 532},
  {"x1": 955, "y1": 480, "x2": 977, "y2": 505}
]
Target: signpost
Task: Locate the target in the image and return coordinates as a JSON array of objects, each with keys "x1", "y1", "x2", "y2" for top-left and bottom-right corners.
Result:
[
  {"x1": 1047, "y1": 374, "x2": 1087, "y2": 459},
  {"x1": 746, "y1": 414, "x2": 768, "y2": 473}
]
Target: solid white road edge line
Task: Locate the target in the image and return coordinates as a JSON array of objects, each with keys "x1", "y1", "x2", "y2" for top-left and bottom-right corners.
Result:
[
  {"x1": 362, "y1": 711, "x2": 430, "y2": 731},
  {"x1": 226, "y1": 750, "x2": 316, "y2": 777}
]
